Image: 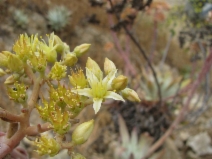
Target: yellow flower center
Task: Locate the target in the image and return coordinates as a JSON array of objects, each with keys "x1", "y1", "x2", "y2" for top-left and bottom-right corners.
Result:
[{"x1": 91, "y1": 81, "x2": 107, "y2": 98}]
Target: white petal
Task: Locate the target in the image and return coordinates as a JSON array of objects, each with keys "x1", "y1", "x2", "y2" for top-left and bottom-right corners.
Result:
[
  {"x1": 86, "y1": 67, "x2": 99, "y2": 87},
  {"x1": 72, "y1": 88, "x2": 93, "y2": 98},
  {"x1": 104, "y1": 58, "x2": 116, "y2": 75},
  {"x1": 103, "y1": 69, "x2": 117, "y2": 88},
  {"x1": 105, "y1": 91, "x2": 125, "y2": 102},
  {"x1": 93, "y1": 98, "x2": 103, "y2": 114},
  {"x1": 86, "y1": 57, "x2": 103, "y2": 80}
]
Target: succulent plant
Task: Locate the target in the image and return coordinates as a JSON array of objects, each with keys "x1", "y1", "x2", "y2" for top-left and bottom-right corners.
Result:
[
  {"x1": 139, "y1": 64, "x2": 190, "y2": 101},
  {"x1": 13, "y1": 9, "x2": 29, "y2": 29},
  {"x1": 47, "y1": 6, "x2": 71, "y2": 31},
  {"x1": 113, "y1": 115, "x2": 160, "y2": 159}
]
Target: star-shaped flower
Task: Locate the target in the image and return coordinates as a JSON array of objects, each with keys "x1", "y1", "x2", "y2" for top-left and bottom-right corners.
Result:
[{"x1": 73, "y1": 58, "x2": 125, "y2": 114}]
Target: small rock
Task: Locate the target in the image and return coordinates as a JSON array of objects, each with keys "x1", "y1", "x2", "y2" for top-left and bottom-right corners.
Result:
[
  {"x1": 179, "y1": 131, "x2": 190, "y2": 141},
  {"x1": 187, "y1": 132, "x2": 212, "y2": 156},
  {"x1": 205, "y1": 118, "x2": 212, "y2": 129}
]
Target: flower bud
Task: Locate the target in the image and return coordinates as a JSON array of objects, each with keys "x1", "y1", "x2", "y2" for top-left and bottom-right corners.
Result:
[
  {"x1": 53, "y1": 35, "x2": 70, "y2": 53},
  {"x1": 40, "y1": 34, "x2": 58, "y2": 63},
  {"x1": 71, "y1": 152, "x2": 86, "y2": 159},
  {"x1": 0, "y1": 68, "x2": 6, "y2": 77},
  {"x1": 72, "y1": 119, "x2": 94, "y2": 145},
  {"x1": 121, "y1": 88, "x2": 141, "y2": 102},
  {"x1": 4, "y1": 74, "x2": 20, "y2": 85},
  {"x1": 86, "y1": 57, "x2": 103, "y2": 80},
  {"x1": 45, "y1": 49, "x2": 57, "y2": 63},
  {"x1": 0, "y1": 52, "x2": 9, "y2": 67},
  {"x1": 53, "y1": 35, "x2": 64, "y2": 52},
  {"x1": 63, "y1": 53, "x2": 78, "y2": 66},
  {"x1": 63, "y1": 43, "x2": 70, "y2": 52},
  {"x1": 104, "y1": 58, "x2": 116, "y2": 75},
  {"x1": 55, "y1": 44, "x2": 64, "y2": 53},
  {"x1": 74, "y1": 44, "x2": 91, "y2": 57},
  {"x1": 7, "y1": 54, "x2": 23, "y2": 73},
  {"x1": 112, "y1": 75, "x2": 128, "y2": 91}
]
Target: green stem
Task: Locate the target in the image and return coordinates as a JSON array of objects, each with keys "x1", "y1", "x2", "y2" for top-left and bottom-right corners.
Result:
[
  {"x1": 24, "y1": 64, "x2": 35, "y2": 83},
  {"x1": 61, "y1": 142, "x2": 75, "y2": 149}
]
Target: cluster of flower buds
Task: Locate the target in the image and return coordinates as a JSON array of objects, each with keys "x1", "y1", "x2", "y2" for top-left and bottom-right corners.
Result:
[
  {"x1": 0, "y1": 32, "x2": 140, "y2": 158},
  {"x1": 37, "y1": 83, "x2": 85, "y2": 134},
  {"x1": 0, "y1": 33, "x2": 91, "y2": 83},
  {"x1": 33, "y1": 120, "x2": 94, "y2": 156}
]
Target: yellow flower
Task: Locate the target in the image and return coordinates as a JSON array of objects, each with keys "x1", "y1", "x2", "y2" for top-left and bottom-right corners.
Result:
[
  {"x1": 39, "y1": 33, "x2": 57, "y2": 63},
  {"x1": 48, "y1": 62, "x2": 67, "y2": 80},
  {"x1": 73, "y1": 58, "x2": 124, "y2": 114},
  {"x1": 36, "y1": 99, "x2": 71, "y2": 135},
  {"x1": 13, "y1": 34, "x2": 39, "y2": 62},
  {"x1": 33, "y1": 135, "x2": 60, "y2": 157},
  {"x1": 7, "y1": 82, "x2": 28, "y2": 104},
  {"x1": 69, "y1": 68, "x2": 87, "y2": 89}
]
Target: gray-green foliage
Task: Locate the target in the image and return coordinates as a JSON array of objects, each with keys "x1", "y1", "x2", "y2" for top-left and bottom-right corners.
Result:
[
  {"x1": 139, "y1": 64, "x2": 190, "y2": 101},
  {"x1": 113, "y1": 115, "x2": 159, "y2": 159},
  {"x1": 13, "y1": 9, "x2": 28, "y2": 28},
  {"x1": 47, "y1": 6, "x2": 71, "y2": 31}
]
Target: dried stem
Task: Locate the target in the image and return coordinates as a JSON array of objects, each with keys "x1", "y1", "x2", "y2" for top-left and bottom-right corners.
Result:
[
  {"x1": 122, "y1": 25, "x2": 162, "y2": 104},
  {"x1": 142, "y1": 48, "x2": 212, "y2": 159},
  {"x1": 186, "y1": 41, "x2": 211, "y2": 122},
  {"x1": 149, "y1": 18, "x2": 158, "y2": 62},
  {"x1": 198, "y1": 40, "x2": 210, "y2": 97},
  {"x1": 107, "y1": 0, "x2": 162, "y2": 104},
  {"x1": 107, "y1": 14, "x2": 137, "y2": 76}
]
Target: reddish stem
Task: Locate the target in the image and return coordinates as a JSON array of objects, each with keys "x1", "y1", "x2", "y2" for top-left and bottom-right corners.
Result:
[
  {"x1": 149, "y1": 16, "x2": 158, "y2": 62},
  {"x1": 25, "y1": 123, "x2": 52, "y2": 136},
  {"x1": 108, "y1": 14, "x2": 137, "y2": 76}
]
